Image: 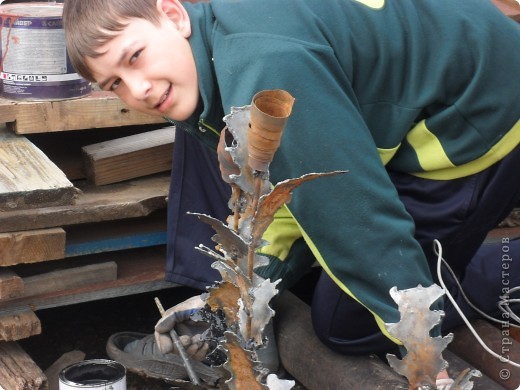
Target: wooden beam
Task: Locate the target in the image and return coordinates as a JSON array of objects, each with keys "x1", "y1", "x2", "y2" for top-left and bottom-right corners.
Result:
[
  {"x1": 273, "y1": 291, "x2": 409, "y2": 389},
  {"x1": 82, "y1": 127, "x2": 175, "y2": 185},
  {"x1": 0, "y1": 91, "x2": 167, "y2": 134},
  {"x1": 0, "y1": 247, "x2": 176, "y2": 315},
  {"x1": 0, "y1": 268, "x2": 24, "y2": 300},
  {"x1": 0, "y1": 174, "x2": 169, "y2": 233},
  {"x1": 44, "y1": 351, "x2": 86, "y2": 390},
  {"x1": 0, "y1": 128, "x2": 76, "y2": 211},
  {"x1": 64, "y1": 211, "x2": 167, "y2": 257},
  {"x1": 449, "y1": 320, "x2": 520, "y2": 390},
  {"x1": 0, "y1": 309, "x2": 41, "y2": 341},
  {"x1": 0, "y1": 341, "x2": 47, "y2": 389},
  {"x1": 0, "y1": 228, "x2": 65, "y2": 267},
  {"x1": 23, "y1": 262, "x2": 118, "y2": 297}
]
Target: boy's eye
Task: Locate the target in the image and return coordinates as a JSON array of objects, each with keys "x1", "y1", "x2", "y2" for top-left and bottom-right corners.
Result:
[
  {"x1": 130, "y1": 49, "x2": 142, "y2": 64},
  {"x1": 110, "y1": 78, "x2": 122, "y2": 91}
]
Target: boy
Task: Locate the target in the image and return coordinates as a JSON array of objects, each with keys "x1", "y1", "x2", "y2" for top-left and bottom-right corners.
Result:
[{"x1": 64, "y1": 0, "x2": 520, "y2": 386}]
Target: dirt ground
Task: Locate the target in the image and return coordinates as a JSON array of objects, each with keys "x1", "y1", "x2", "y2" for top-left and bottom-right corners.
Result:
[{"x1": 18, "y1": 285, "x2": 307, "y2": 390}]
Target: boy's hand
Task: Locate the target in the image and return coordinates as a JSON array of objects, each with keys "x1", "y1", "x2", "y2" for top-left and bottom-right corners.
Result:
[
  {"x1": 154, "y1": 295, "x2": 208, "y2": 359},
  {"x1": 217, "y1": 127, "x2": 240, "y2": 183}
]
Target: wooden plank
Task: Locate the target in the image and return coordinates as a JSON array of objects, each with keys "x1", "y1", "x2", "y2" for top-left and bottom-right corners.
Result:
[
  {"x1": 27, "y1": 124, "x2": 167, "y2": 181},
  {"x1": 64, "y1": 212, "x2": 167, "y2": 257},
  {"x1": 0, "y1": 268, "x2": 24, "y2": 300},
  {"x1": 44, "y1": 351, "x2": 86, "y2": 390},
  {"x1": 0, "y1": 341, "x2": 47, "y2": 389},
  {"x1": 0, "y1": 246, "x2": 176, "y2": 315},
  {"x1": 0, "y1": 309, "x2": 41, "y2": 341},
  {"x1": 23, "y1": 262, "x2": 118, "y2": 297},
  {"x1": 485, "y1": 226, "x2": 520, "y2": 244},
  {"x1": 0, "y1": 228, "x2": 65, "y2": 267},
  {"x1": 0, "y1": 173, "x2": 169, "y2": 233},
  {"x1": 449, "y1": 320, "x2": 520, "y2": 390},
  {"x1": 0, "y1": 128, "x2": 76, "y2": 211},
  {"x1": 82, "y1": 127, "x2": 175, "y2": 185},
  {"x1": 0, "y1": 91, "x2": 167, "y2": 134},
  {"x1": 444, "y1": 350, "x2": 506, "y2": 389}
]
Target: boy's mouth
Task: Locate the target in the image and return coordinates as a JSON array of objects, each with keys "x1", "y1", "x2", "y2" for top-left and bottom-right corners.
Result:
[{"x1": 156, "y1": 84, "x2": 172, "y2": 112}]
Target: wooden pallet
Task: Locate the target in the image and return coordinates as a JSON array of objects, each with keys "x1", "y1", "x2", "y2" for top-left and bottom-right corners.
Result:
[
  {"x1": 0, "y1": 92, "x2": 174, "y2": 389},
  {"x1": 0, "y1": 91, "x2": 166, "y2": 134}
]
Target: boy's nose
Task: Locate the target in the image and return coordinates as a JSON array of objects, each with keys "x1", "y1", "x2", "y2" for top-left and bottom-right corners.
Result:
[{"x1": 126, "y1": 77, "x2": 152, "y2": 100}]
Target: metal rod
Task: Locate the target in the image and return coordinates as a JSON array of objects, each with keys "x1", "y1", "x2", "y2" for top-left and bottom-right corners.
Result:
[{"x1": 154, "y1": 297, "x2": 201, "y2": 386}]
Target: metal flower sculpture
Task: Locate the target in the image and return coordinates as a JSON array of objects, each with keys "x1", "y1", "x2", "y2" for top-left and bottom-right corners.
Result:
[{"x1": 188, "y1": 90, "x2": 346, "y2": 389}]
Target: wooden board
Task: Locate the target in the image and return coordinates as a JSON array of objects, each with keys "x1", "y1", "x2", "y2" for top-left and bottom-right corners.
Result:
[
  {"x1": 23, "y1": 261, "x2": 118, "y2": 298},
  {"x1": 0, "y1": 173, "x2": 169, "y2": 233},
  {"x1": 82, "y1": 127, "x2": 175, "y2": 185},
  {"x1": 0, "y1": 341, "x2": 47, "y2": 389},
  {"x1": 0, "y1": 91, "x2": 167, "y2": 134},
  {"x1": 449, "y1": 320, "x2": 520, "y2": 390},
  {"x1": 0, "y1": 309, "x2": 41, "y2": 341},
  {"x1": 0, "y1": 128, "x2": 76, "y2": 211},
  {"x1": 44, "y1": 351, "x2": 86, "y2": 390},
  {"x1": 27, "y1": 124, "x2": 167, "y2": 181},
  {"x1": 0, "y1": 228, "x2": 66, "y2": 267},
  {"x1": 0, "y1": 269, "x2": 24, "y2": 300},
  {"x1": 0, "y1": 246, "x2": 176, "y2": 316},
  {"x1": 64, "y1": 211, "x2": 167, "y2": 257}
]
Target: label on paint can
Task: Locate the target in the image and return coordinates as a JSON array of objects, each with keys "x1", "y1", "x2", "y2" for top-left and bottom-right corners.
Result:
[
  {"x1": 59, "y1": 359, "x2": 126, "y2": 390},
  {"x1": 0, "y1": 2, "x2": 91, "y2": 101}
]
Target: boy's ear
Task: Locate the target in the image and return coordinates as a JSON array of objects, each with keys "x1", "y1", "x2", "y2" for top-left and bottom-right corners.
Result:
[{"x1": 156, "y1": 0, "x2": 191, "y2": 37}]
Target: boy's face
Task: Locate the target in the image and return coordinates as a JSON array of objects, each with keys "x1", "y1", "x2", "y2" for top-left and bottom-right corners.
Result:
[{"x1": 85, "y1": 0, "x2": 198, "y2": 121}]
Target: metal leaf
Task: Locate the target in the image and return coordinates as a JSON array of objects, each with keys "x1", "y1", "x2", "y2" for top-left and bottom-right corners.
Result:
[
  {"x1": 191, "y1": 212, "x2": 269, "y2": 272},
  {"x1": 265, "y1": 374, "x2": 295, "y2": 390},
  {"x1": 207, "y1": 281, "x2": 241, "y2": 328},
  {"x1": 385, "y1": 284, "x2": 453, "y2": 389},
  {"x1": 250, "y1": 171, "x2": 347, "y2": 244},
  {"x1": 223, "y1": 105, "x2": 272, "y2": 196},
  {"x1": 190, "y1": 212, "x2": 248, "y2": 259},
  {"x1": 238, "y1": 278, "x2": 281, "y2": 346}
]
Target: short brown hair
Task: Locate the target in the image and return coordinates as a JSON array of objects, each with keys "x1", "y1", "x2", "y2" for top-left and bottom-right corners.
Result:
[{"x1": 63, "y1": 0, "x2": 160, "y2": 81}]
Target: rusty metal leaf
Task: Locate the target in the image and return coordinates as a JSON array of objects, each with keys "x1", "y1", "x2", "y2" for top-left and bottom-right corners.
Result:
[
  {"x1": 207, "y1": 281, "x2": 241, "y2": 327},
  {"x1": 251, "y1": 171, "x2": 347, "y2": 243},
  {"x1": 385, "y1": 284, "x2": 453, "y2": 389},
  {"x1": 220, "y1": 331, "x2": 267, "y2": 390}
]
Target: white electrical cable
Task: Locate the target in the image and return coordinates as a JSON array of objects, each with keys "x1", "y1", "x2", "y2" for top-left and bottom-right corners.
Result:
[
  {"x1": 434, "y1": 239, "x2": 520, "y2": 368},
  {"x1": 435, "y1": 241, "x2": 520, "y2": 329}
]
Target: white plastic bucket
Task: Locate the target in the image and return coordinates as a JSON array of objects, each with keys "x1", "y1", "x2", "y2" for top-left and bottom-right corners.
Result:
[{"x1": 58, "y1": 359, "x2": 126, "y2": 390}]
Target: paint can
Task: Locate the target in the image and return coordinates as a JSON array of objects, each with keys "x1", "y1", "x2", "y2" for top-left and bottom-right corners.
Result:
[
  {"x1": 0, "y1": 2, "x2": 91, "y2": 101},
  {"x1": 58, "y1": 359, "x2": 126, "y2": 390}
]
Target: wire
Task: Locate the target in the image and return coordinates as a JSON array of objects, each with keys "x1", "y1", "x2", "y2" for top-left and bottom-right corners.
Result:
[
  {"x1": 434, "y1": 239, "x2": 520, "y2": 369},
  {"x1": 435, "y1": 241, "x2": 520, "y2": 329}
]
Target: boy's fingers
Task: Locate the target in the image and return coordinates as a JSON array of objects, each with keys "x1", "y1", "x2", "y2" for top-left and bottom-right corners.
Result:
[{"x1": 155, "y1": 331, "x2": 174, "y2": 354}]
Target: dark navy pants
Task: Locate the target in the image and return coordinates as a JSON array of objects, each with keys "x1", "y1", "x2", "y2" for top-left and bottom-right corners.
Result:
[{"x1": 311, "y1": 145, "x2": 520, "y2": 356}]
